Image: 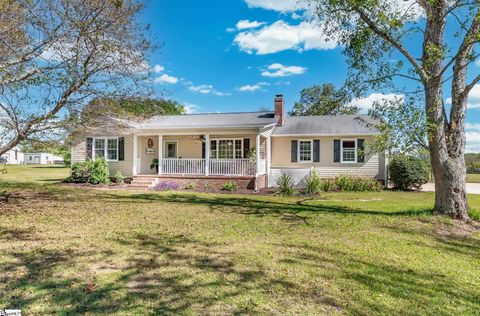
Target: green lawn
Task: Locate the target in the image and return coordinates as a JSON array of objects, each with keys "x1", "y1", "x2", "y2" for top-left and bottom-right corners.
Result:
[
  {"x1": 467, "y1": 173, "x2": 480, "y2": 183},
  {"x1": 1, "y1": 166, "x2": 480, "y2": 315}
]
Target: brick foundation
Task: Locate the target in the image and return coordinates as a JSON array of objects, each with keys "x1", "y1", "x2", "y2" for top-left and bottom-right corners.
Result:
[{"x1": 155, "y1": 175, "x2": 257, "y2": 190}]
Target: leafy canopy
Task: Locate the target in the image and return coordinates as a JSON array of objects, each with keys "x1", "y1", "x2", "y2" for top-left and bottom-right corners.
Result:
[{"x1": 289, "y1": 84, "x2": 357, "y2": 116}]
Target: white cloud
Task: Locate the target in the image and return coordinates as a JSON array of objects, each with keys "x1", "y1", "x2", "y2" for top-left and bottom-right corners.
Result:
[
  {"x1": 236, "y1": 19, "x2": 266, "y2": 30},
  {"x1": 154, "y1": 74, "x2": 178, "y2": 84},
  {"x1": 464, "y1": 122, "x2": 480, "y2": 152},
  {"x1": 238, "y1": 82, "x2": 269, "y2": 92},
  {"x1": 152, "y1": 64, "x2": 165, "y2": 73},
  {"x1": 183, "y1": 103, "x2": 199, "y2": 114},
  {"x1": 261, "y1": 63, "x2": 306, "y2": 77},
  {"x1": 234, "y1": 20, "x2": 338, "y2": 55},
  {"x1": 446, "y1": 84, "x2": 480, "y2": 109},
  {"x1": 244, "y1": 0, "x2": 305, "y2": 12},
  {"x1": 349, "y1": 93, "x2": 404, "y2": 113},
  {"x1": 189, "y1": 84, "x2": 230, "y2": 96}
]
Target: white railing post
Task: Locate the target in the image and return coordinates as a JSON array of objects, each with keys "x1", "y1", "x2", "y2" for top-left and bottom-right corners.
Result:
[
  {"x1": 205, "y1": 134, "x2": 210, "y2": 176},
  {"x1": 256, "y1": 132, "x2": 261, "y2": 176},
  {"x1": 158, "y1": 134, "x2": 163, "y2": 175},
  {"x1": 132, "y1": 134, "x2": 138, "y2": 176}
]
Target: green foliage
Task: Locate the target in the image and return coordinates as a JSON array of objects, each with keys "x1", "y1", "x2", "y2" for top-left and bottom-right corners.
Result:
[
  {"x1": 68, "y1": 157, "x2": 110, "y2": 184},
  {"x1": 366, "y1": 97, "x2": 429, "y2": 154},
  {"x1": 389, "y1": 155, "x2": 430, "y2": 191},
  {"x1": 150, "y1": 158, "x2": 159, "y2": 170},
  {"x1": 222, "y1": 181, "x2": 238, "y2": 192},
  {"x1": 185, "y1": 182, "x2": 197, "y2": 190},
  {"x1": 319, "y1": 178, "x2": 338, "y2": 192},
  {"x1": 88, "y1": 157, "x2": 110, "y2": 184},
  {"x1": 319, "y1": 174, "x2": 383, "y2": 192},
  {"x1": 114, "y1": 171, "x2": 125, "y2": 185},
  {"x1": 81, "y1": 97, "x2": 185, "y2": 124},
  {"x1": 289, "y1": 84, "x2": 357, "y2": 116},
  {"x1": 304, "y1": 171, "x2": 321, "y2": 194},
  {"x1": 276, "y1": 173, "x2": 297, "y2": 196}
]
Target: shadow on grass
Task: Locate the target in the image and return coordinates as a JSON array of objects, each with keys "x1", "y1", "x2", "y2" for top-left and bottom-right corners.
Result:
[
  {"x1": 104, "y1": 192, "x2": 434, "y2": 220},
  {"x1": 1, "y1": 228, "x2": 479, "y2": 314}
]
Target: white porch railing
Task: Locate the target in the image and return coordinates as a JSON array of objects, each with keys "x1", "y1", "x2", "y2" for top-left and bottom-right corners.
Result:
[
  {"x1": 160, "y1": 158, "x2": 257, "y2": 176},
  {"x1": 162, "y1": 158, "x2": 205, "y2": 175},
  {"x1": 209, "y1": 159, "x2": 256, "y2": 176}
]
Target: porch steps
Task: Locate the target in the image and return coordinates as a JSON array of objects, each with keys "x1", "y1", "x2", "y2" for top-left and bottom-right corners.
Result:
[{"x1": 129, "y1": 176, "x2": 157, "y2": 189}]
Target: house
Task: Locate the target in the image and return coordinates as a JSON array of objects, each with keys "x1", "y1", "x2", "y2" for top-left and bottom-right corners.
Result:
[
  {"x1": 71, "y1": 95, "x2": 387, "y2": 189},
  {"x1": 1, "y1": 148, "x2": 24, "y2": 164},
  {"x1": 24, "y1": 152, "x2": 58, "y2": 165}
]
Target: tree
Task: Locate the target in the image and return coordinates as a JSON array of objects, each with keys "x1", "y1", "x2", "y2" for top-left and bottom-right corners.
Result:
[
  {"x1": 308, "y1": 0, "x2": 480, "y2": 221},
  {"x1": 0, "y1": 0, "x2": 150, "y2": 156},
  {"x1": 289, "y1": 84, "x2": 358, "y2": 116}
]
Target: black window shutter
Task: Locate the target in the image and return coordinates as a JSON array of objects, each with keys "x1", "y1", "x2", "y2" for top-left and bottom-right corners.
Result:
[
  {"x1": 202, "y1": 141, "x2": 206, "y2": 158},
  {"x1": 243, "y1": 138, "x2": 250, "y2": 158},
  {"x1": 291, "y1": 140, "x2": 298, "y2": 162},
  {"x1": 334, "y1": 139, "x2": 341, "y2": 162},
  {"x1": 313, "y1": 140, "x2": 320, "y2": 162},
  {"x1": 86, "y1": 138, "x2": 93, "y2": 160},
  {"x1": 357, "y1": 139, "x2": 365, "y2": 163},
  {"x1": 118, "y1": 137, "x2": 125, "y2": 161}
]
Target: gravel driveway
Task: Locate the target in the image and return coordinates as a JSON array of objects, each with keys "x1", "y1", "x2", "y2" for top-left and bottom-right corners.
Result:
[{"x1": 422, "y1": 183, "x2": 480, "y2": 194}]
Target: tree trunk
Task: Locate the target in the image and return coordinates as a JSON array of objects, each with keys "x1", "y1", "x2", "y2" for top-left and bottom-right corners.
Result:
[{"x1": 425, "y1": 86, "x2": 470, "y2": 221}]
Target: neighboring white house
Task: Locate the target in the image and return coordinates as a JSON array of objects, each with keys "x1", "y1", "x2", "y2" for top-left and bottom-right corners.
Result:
[
  {"x1": 1, "y1": 149, "x2": 24, "y2": 164},
  {"x1": 24, "y1": 153, "x2": 61, "y2": 164}
]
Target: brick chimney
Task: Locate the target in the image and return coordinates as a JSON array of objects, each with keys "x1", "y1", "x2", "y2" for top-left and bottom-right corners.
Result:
[{"x1": 274, "y1": 94, "x2": 285, "y2": 126}]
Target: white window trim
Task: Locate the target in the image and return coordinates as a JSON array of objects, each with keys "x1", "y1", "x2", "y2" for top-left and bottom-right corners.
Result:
[
  {"x1": 163, "y1": 140, "x2": 178, "y2": 158},
  {"x1": 340, "y1": 139, "x2": 357, "y2": 164},
  {"x1": 297, "y1": 139, "x2": 313, "y2": 163},
  {"x1": 210, "y1": 138, "x2": 244, "y2": 159},
  {"x1": 92, "y1": 137, "x2": 119, "y2": 162}
]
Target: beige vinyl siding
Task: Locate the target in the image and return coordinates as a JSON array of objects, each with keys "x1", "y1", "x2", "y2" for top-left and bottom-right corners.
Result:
[
  {"x1": 271, "y1": 136, "x2": 384, "y2": 179},
  {"x1": 71, "y1": 139, "x2": 86, "y2": 164},
  {"x1": 71, "y1": 135, "x2": 134, "y2": 177}
]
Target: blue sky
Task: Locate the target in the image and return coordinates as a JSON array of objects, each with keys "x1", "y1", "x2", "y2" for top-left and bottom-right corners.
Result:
[{"x1": 139, "y1": 0, "x2": 480, "y2": 151}]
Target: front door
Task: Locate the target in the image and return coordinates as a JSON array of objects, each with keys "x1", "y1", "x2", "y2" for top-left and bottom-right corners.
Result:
[{"x1": 165, "y1": 142, "x2": 177, "y2": 158}]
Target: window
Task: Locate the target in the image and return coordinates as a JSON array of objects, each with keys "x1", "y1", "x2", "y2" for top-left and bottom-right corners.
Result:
[
  {"x1": 341, "y1": 140, "x2": 356, "y2": 163},
  {"x1": 210, "y1": 139, "x2": 243, "y2": 159},
  {"x1": 107, "y1": 139, "x2": 118, "y2": 160},
  {"x1": 298, "y1": 140, "x2": 313, "y2": 162},
  {"x1": 210, "y1": 140, "x2": 217, "y2": 159},
  {"x1": 93, "y1": 138, "x2": 118, "y2": 161}
]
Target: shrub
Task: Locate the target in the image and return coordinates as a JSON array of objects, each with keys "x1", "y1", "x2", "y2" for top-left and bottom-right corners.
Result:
[
  {"x1": 89, "y1": 157, "x2": 110, "y2": 184},
  {"x1": 276, "y1": 173, "x2": 296, "y2": 196},
  {"x1": 68, "y1": 157, "x2": 110, "y2": 184},
  {"x1": 336, "y1": 173, "x2": 356, "y2": 191},
  {"x1": 304, "y1": 171, "x2": 321, "y2": 194},
  {"x1": 151, "y1": 181, "x2": 179, "y2": 191},
  {"x1": 222, "y1": 181, "x2": 238, "y2": 191},
  {"x1": 69, "y1": 161, "x2": 91, "y2": 183},
  {"x1": 114, "y1": 171, "x2": 125, "y2": 185},
  {"x1": 185, "y1": 182, "x2": 197, "y2": 190},
  {"x1": 389, "y1": 155, "x2": 430, "y2": 190},
  {"x1": 320, "y1": 178, "x2": 338, "y2": 192}
]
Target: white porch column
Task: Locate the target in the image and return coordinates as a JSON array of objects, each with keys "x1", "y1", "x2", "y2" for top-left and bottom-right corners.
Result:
[
  {"x1": 132, "y1": 134, "x2": 138, "y2": 176},
  {"x1": 158, "y1": 134, "x2": 163, "y2": 175},
  {"x1": 255, "y1": 131, "x2": 261, "y2": 176},
  {"x1": 205, "y1": 133, "x2": 210, "y2": 176}
]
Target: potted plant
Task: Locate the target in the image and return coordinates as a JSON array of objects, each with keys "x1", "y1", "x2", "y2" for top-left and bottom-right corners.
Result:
[{"x1": 150, "y1": 158, "x2": 159, "y2": 173}]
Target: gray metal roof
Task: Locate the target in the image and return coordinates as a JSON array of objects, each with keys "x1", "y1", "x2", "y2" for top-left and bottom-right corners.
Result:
[
  {"x1": 134, "y1": 111, "x2": 277, "y2": 130},
  {"x1": 272, "y1": 114, "x2": 380, "y2": 136}
]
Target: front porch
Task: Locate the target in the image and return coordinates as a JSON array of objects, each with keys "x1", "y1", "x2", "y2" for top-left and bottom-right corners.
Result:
[{"x1": 132, "y1": 132, "x2": 268, "y2": 178}]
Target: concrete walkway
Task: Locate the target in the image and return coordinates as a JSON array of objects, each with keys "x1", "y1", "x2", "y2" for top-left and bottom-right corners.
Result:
[{"x1": 422, "y1": 183, "x2": 480, "y2": 194}]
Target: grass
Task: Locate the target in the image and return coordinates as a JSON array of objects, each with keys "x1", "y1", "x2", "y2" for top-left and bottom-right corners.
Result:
[
  {"x1": 0, "y1": 166, "x2": 480, "y2": 315},
  {"x1": 467, "y1": 173, "x2": 480, "y2": 183}
]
